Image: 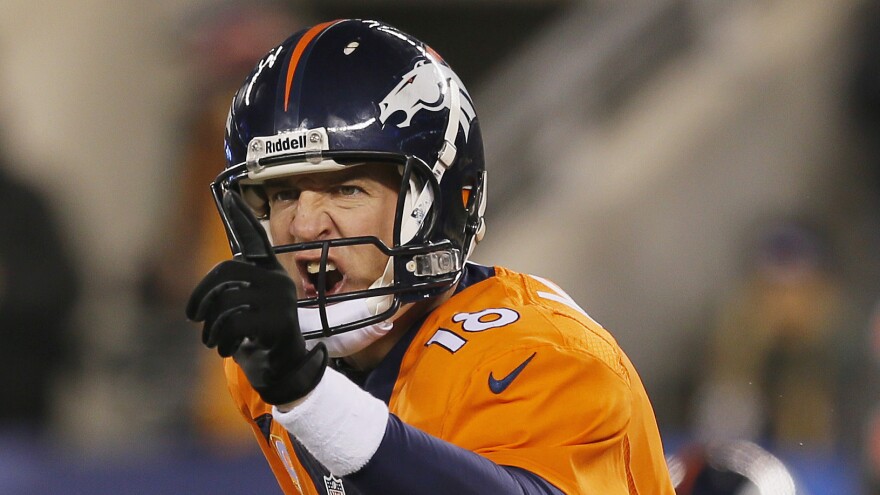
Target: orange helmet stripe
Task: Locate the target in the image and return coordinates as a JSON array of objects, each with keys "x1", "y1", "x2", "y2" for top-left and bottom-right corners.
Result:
[{"x1": 284, "y1": 20, "x2": 339, "y2": 112}]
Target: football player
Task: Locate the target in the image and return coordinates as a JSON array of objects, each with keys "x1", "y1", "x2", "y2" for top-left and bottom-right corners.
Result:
[{"x1": 186, "y1": 19, "x2": 675, "y2": 494}]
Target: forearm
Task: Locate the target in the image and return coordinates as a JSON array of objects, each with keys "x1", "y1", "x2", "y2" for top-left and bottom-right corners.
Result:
[
  {"x1": 272, "y1": 368, "x2": 563, "y2": 494},
  {"x1": 349, "y1": 414, "x2": 564, "y2": 495}
]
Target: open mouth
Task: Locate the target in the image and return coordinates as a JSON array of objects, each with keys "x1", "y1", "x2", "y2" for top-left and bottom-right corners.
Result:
[{"x1": 305, "y1": 260, "x2": 344, "y2": 296}]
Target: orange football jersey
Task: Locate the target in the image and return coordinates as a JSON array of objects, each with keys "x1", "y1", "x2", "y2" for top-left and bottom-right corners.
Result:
[{"x1": 224, "y1": 264, "x2": 675, "y2": 494}]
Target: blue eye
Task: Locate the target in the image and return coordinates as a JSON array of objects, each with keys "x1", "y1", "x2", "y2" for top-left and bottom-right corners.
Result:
[
  {"x1": 270, "y1": 189, "x2": 300, "y2": 203},
  {"x1": 337, "y1": 185, "x2": 363, "y2": 196}
]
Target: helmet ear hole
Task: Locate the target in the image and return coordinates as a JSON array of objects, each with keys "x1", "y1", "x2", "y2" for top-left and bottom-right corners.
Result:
[
  {"x1": 461, "y1": 173, "x2": 484, "y2": 215},
  {"x1": 461, "y1": 186, "x2": 472, "y2": 209},
  {"x1": 461, "y1": 172, "x2": 487, "y2": 250}
]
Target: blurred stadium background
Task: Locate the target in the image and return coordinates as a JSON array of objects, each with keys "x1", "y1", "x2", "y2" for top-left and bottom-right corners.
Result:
[{"x1": 0, "y1": 0, "x2": 878, "y2": 493}]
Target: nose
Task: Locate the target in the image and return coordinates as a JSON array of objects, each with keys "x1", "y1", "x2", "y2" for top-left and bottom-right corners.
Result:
[{"x1": 290, "y1": 191, "x2": 333, "y2": 242}]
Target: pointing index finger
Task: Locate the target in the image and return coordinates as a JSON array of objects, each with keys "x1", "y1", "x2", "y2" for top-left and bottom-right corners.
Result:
[{"x1": 223, "y1": 190, "x2": 281, "y2": 270}]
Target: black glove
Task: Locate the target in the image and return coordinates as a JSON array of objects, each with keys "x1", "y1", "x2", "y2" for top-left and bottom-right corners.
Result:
[{"x1": 185, "y1": 190, "x2": 327, "y2": 405}]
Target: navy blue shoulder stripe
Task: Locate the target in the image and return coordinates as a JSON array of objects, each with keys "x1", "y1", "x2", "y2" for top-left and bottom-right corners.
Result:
[
  {"x1": 455, "y1": 262, "x2": 495, "y2": 294},
  {"x1": 358, "y1": 262, "x2": 496, "y2": 404}
]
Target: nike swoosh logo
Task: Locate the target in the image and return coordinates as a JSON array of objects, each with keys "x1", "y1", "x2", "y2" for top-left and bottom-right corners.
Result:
[{"x1": 488, "y1": 352, "x2": 537, "y2": 394}]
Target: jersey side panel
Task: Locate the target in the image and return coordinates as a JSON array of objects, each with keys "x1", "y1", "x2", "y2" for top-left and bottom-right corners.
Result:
[
  {"x1": 618, "y1": 350, "x2": 675, "y2": 494},
  {"x1": 224, "y1": 358, "x2": 317, "y2": 495}
]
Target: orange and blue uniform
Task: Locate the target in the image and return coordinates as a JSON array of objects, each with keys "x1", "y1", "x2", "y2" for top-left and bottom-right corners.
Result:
[{"x1": 224, "y1": 264, "x2": 675, "y2": 494}]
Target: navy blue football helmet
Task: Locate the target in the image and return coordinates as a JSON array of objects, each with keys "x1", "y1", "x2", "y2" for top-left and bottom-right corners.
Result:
[{"x1": 212, "y1": 19, "x2": 487, "y2": 338}]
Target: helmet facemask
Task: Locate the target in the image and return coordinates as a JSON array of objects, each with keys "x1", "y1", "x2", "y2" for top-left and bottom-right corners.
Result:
[{"x1": 211, "y1": 145, "x2": 462, "y2": 348}]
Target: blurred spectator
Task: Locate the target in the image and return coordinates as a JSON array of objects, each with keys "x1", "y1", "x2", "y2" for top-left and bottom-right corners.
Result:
[
  {"x1": 847, "y1": 0, "x2": 880, "y2": 283},
  {"x1": 0, "y1": 151, "x2": 79, "y2": 435},
  {"x1": 840, "y1": 3, "x2": 880, "y2": 491},
  {"x1": 138, "y1": 1, "x2": 310, "y2": 449},
  {"x1": 863, "y1": 303, "x2": 880, "y2": 493},
  {"x1": 690, "y1": 219, "x2": 859, "y2": 455},
  {"x1": 848, "y1": 0, "x2": 880, "y2": 193},
  {"x1": 666, "y1": 440, "x2": 798, "y2": 495}
]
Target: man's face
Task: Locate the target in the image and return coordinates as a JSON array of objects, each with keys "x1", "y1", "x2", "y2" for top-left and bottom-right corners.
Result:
[{"x1": 263, "y1": 164, "x2": 400, "y2": 299}]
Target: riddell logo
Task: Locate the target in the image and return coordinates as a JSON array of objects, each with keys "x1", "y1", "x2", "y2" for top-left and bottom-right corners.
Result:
[{"x1": 265, "y1": 134, "x2": 307, "y2": 154}]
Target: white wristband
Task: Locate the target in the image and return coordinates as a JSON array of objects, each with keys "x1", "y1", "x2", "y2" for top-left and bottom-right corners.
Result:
[{"x1": 272, "y1": 367, "x2": 389, "y2": 476}]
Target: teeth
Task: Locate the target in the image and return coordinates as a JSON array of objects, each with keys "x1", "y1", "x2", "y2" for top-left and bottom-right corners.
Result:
[{"x1": 306, "y1": 261, "x2": 337, "y2": 274}]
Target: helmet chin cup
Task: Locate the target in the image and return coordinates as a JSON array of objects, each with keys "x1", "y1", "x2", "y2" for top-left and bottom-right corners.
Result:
[{"x1": 300, "y1": 299, "x2": 394, "y2": 357}]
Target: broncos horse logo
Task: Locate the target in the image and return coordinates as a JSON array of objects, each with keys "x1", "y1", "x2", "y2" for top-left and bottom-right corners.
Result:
[{"x1": 378, "y1": 59, "x2": 476, "y2": 140}]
